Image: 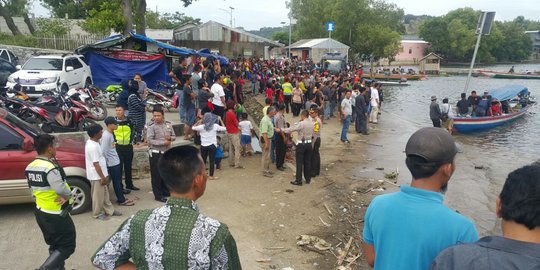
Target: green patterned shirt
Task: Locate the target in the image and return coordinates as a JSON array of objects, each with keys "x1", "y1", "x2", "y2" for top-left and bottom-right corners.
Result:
[{"x1": 91, "y1": 198, "x2": 242, "y2": 269}]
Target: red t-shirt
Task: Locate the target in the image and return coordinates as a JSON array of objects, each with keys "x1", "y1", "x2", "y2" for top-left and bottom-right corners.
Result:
[
  {"x1": 266, "y1": 88, "x2": 273, "y2": 100},
  {"x1": 491, "y1": 104, "x2": 502, "y2": 116},
  {"x1": 225, "y1": 110, "x2": 239, "y2": 134}
]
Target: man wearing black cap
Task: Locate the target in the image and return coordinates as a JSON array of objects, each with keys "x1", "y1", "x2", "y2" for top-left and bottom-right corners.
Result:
[
  {"x1": 362, "y1": 127, "x2": 478, "y2": 270},
  {"x1": 430, "y1": 96, "x2": 442, "y2": 127},
  {"x1": 102, "y1": 117, "x2": 134, "y2": 206}
]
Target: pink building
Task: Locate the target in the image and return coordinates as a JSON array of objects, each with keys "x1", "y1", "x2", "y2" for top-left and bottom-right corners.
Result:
[{"x1": 394, "y1": 39, "x2": 429, "y2": 64}]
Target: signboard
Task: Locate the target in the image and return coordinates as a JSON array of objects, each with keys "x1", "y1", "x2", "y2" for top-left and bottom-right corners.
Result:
[
  {"x1": 98, "y1": 50, "x2": 164, "y2": 61},
  {"x1": 476, "y1": 12, "x2": 496, "y2": 35},
  {"x1": 326, "y1": 22, "x2": 335, "y2": 32}
]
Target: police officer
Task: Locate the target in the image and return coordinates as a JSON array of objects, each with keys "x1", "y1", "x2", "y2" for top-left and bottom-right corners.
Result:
[
  {"x1": 147, "y1": 108, "x2": 176, "y2": 202},
  {"x1": 114, "y1": 104, "x2": 139, "y2": 192},
  {"x1": 25, "y1": 134, "x2": 75, "y2": 270},
  {"x1": 281, "y1": 109, "x2": 315, "y2": 186}
]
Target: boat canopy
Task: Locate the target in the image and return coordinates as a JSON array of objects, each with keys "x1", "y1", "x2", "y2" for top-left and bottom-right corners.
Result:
[{"x1": 489, "y1": 85, "x2": 529, "y2": 101}]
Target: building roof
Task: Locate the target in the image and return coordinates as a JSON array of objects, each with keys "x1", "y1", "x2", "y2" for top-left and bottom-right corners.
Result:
[
  {"x1": 175, "y1": 20, "x2": 284, "y2": 47},
  {"x1": 420, "y1": 52, "x2": 443, "y2": 61},
  {"x1": 287, "y1": 38, "x2": 350, "y2": 49}
]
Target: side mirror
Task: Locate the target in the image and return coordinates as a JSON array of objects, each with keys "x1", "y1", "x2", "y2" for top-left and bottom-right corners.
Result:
[
  {"x1": 22, "y1": 138, "x2": 34, "y2": 152},
  {"x1": 66, "y1": 66, "x2": 74, "y2": 72},
  {"x1": 15, "y1": 65, "x2": 22, "y2": 70}
]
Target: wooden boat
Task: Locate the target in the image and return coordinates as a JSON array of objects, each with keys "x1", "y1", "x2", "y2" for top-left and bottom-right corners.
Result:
[
  {"x1": 453, "y1": 85, "x2": 533, "y2": 133},
  {"x1": 364, "y1": 79, "x2": 409, "y2": 86},
  {"x1": 479, "y1": 70, "x2": 540, "y2": 79},
  {"x1": 364, "y1": 74, "x2": 426, "y2": 81}
]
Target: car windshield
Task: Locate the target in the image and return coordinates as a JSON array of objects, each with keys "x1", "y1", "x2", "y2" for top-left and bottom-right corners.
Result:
[
  {"x1": 323, "y1": 60, "x2": 342, "y2": 71},
  {"x1": 23, "y1": 58, "x2": 63, "y2": 71},
  {"x1": 5, "y1": 113, "x2": 41, "y2": 138}
]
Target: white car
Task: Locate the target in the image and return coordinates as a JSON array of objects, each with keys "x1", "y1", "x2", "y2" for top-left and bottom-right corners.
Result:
[{"x1": 6, "y1": 54, "x2": 93, "y2": 97}]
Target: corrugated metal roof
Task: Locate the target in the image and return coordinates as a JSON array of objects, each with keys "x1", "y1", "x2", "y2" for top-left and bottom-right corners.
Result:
[
  {"x1": 174, "y1": 21, "x2": 284, "y2": 47},
  {"x1": 288, "y1": 38, "x2": 349, "y2": 49}
]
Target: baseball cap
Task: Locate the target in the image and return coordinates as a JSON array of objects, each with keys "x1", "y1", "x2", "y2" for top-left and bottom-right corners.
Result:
[
  {"x1": 405, "y1": 127, "x2": 458, "y2": 165},
  {"x1": 104, "y1": 116, "x2": 117, "y2": 125}
]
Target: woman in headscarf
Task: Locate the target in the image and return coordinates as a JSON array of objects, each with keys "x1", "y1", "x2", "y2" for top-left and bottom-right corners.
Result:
[
  {"x1": 125, "y1": 79, "x2": 146, "y2": 143},
  {"x1": 192, "y1": 112, "x2": 226, "y2": 179}
]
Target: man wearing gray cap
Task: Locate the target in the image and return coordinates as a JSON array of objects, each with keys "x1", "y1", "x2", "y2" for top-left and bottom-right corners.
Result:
[
  {"x1": 430, "y1": 96, "x2": 442, "y2": 128},
  {"x1": 362, "y1": 127, "x2": 478, "y2": 270}
]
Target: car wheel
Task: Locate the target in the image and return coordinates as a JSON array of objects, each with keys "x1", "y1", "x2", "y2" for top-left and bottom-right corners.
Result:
[
  {"x1": 67, "y1": 177, "x2": 91, "y2": 215},
  {"x1": 84, "y1": 78, "x2": 92, "y2": 89},
  {"x1": 61, "y1": 83, "x2": 69, "y2": 94}
]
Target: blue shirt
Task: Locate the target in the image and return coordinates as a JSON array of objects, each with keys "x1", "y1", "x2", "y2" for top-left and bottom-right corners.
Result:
[{"x1": 363, "y1": 185, "x2": 478, "y2": 270}]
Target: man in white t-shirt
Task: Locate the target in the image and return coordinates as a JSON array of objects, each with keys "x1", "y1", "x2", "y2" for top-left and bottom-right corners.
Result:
[
  {"x1": 85, "y1": 124, "x2": 120, "y2": 221},
  {"x1": 210, "y1": 74, "x2": 226, "y2": 118},
  {"x1": 369, "y1": 84, "x2": 380, "y2": 123}
]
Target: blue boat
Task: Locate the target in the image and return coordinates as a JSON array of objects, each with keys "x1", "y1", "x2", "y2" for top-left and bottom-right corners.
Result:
[{"x1": 453, "y1": 85, "x2": 533, "y2": 133}]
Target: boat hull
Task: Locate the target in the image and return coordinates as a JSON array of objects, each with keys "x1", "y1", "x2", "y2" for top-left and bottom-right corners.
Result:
[
  {"x1": 364, "y1": 74, "x2": 425, "y2": 81},
  {"x1": 479, "y1": 70, "x2": 540, "y2": 79},
  {"x1": 453, "y1": 108, "x2": 529, "y2": 133}
]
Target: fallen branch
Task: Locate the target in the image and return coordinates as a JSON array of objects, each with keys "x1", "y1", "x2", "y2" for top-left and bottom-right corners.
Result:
[
  {"x1": 319, "y1": 216, "x2": 331, "y2": 227},
  {"x1": 303, "y1": 245, "x2": 326, "y2": 255},
  {"x1": 324, "y1": 203, "x2": 334, "y2": 216}
]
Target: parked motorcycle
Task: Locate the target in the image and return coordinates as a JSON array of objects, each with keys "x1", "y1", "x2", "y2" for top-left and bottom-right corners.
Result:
[
  {"x1": 22, "y1": 80, "x2": 96, "y2": 133},
  {"x1": 67, "y1": 87, "x2": 108, "y2": 120},
  {"x1": 104, "y1": 84, "x2": 123, "y2": 103},
  {"x1": 146, "y1": 81, "x2": 179, "y2": 111}
]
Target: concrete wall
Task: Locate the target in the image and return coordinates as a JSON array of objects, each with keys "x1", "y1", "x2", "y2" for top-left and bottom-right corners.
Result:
[
  {"x1": 0, "y1": 44, "x2": 69, "y2": 65},
  {"x1": 173, "y1": 40, "x2": 275, "y2": 59},
  {"x1": 0, "y1": 17, "x2": 90, "y2": 36}
]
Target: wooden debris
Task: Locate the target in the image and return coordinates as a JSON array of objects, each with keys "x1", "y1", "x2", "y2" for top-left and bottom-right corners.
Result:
[
  {"x1": 319, "y1": 216, "x2": 331, "y2": 227},
  {"x1": 324, "y1": 203, "x2": 333, "y2": 216},
  {"x1": 255, "y1": 258, "x2": 272, "y2": 263}
]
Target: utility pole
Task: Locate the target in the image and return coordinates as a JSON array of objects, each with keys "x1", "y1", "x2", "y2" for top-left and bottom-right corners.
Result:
[
  {"x1": 288, "y1": 16, "x2": 292, "y2": 58},
  {"x1": 229, "y1": 6, "x2": 234, "y2": 28}
]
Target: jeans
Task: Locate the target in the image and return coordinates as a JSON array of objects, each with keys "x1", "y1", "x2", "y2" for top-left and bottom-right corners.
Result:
[
  {"x1": 324, "y1": 103, "x2": 331, "y2": 119},
  {"x1": 330, "y1": 101, "x2": 337, "y2": 117},
  {"x1": 176, "y1": 89, "x2": 185, "y2": 123},
  {"x1": 284, "y1": 95, "x2": 292, "y2": 114},
  {"x1": 341, "y1": 115, "x2": 351, "y2": 141},
  {"x1": 107, "y1": 164, "x2": 125, "y2": 203},
  {"x1": 116, "y1": 145, "x2": 134, "y2": 189},
  {"x1": 201, "y1": 144, "x2": 217, "y2": 176}
]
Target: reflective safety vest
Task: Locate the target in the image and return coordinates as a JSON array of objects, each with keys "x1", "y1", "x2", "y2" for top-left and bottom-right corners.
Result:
[
  {"x1": 25, "y1": 158, "x2": 72, "y2": 212},
  {"x1": 114, "y1": 122, "x2": 132, "y2": 146},
  {"x1": 282, "y1": 82, "x2": 293, "y2": 95}
]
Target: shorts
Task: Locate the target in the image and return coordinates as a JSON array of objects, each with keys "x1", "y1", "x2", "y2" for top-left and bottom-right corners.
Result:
[
  {"x1": 185, "y1": 106, "x2": 196, "y2": 126},
  {"x1": 240, "y1": 135, "x2": 252, "y2": 145}
]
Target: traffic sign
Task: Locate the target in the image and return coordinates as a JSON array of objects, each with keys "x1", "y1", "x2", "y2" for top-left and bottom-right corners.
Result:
[{"x1": 326, "y1": 22, "x2": 335, "y2": 32}]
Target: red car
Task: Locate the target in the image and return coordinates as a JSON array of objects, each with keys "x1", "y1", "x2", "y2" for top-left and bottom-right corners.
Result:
[{"x1": 0, "y1": 107, "x2": 91, "y2": 214}]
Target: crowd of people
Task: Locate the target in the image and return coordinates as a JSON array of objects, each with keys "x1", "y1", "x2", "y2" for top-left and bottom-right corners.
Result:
[{"x1": 23, "y1": 55, "x2": 539, "y2": 269}]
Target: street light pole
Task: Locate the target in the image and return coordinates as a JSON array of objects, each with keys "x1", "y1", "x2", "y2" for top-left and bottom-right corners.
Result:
[
  {"x1": 229, "y1": 6, "x2": 234, "y2": 28},
  {"x1": 288, "y1": 16, "x2": 292, "y2": 58}
]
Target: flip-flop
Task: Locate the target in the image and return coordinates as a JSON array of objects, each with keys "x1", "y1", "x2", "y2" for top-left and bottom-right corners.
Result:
[{"x1": 119, "y1": 200, "x2": 134, "y2": 206}]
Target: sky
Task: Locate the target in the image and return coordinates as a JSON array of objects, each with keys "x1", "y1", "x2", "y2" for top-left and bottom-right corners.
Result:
[{"x1": 32, "y1": 0, "x2": 540, "y2": 31}]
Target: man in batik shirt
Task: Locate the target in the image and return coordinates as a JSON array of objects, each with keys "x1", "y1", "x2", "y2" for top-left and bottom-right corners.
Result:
[{"x1": 91, "y1": 145, "x2": 242, "y2": 270}]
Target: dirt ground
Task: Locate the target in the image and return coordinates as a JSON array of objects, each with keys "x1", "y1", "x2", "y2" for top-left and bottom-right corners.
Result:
[{"x1": 0, "y1": 96, "x2": 401, "y2": 270}]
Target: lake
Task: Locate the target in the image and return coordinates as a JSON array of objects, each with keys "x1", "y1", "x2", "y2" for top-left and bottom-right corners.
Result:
[{"x1": 378, "y1": 63, "x2": 540, "y2": 235}]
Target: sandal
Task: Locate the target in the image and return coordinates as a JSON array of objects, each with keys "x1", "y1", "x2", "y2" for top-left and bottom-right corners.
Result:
[{"x1": 119, "y1": 199, "x2": 134, "y2": 206}]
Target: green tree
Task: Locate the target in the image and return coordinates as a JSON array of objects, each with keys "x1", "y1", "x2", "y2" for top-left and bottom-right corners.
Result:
[
  {"x1": 146, "y1": 11, "x2": 201, "y2": 29},
  {"x1": 0, "y1": 0, "x2": 29, "y2": 35},
  {"x1": 272, "y1": 31, "x2": 289, "y2": 45},
  {"x1": 290, "y1": 0, "x2": 403, "y2": 60},
  {"x1": 35, "y1": 18, "x2": 69, "y2": 36}
]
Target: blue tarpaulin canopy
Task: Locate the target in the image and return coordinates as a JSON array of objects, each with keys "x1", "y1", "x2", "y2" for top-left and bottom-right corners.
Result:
[
  {"x1": 197, "y1": 48, "x2": 229, "y2": 65},
  {"x1": 489, "y1": 85, "x2": 529, "y2": 101}
]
